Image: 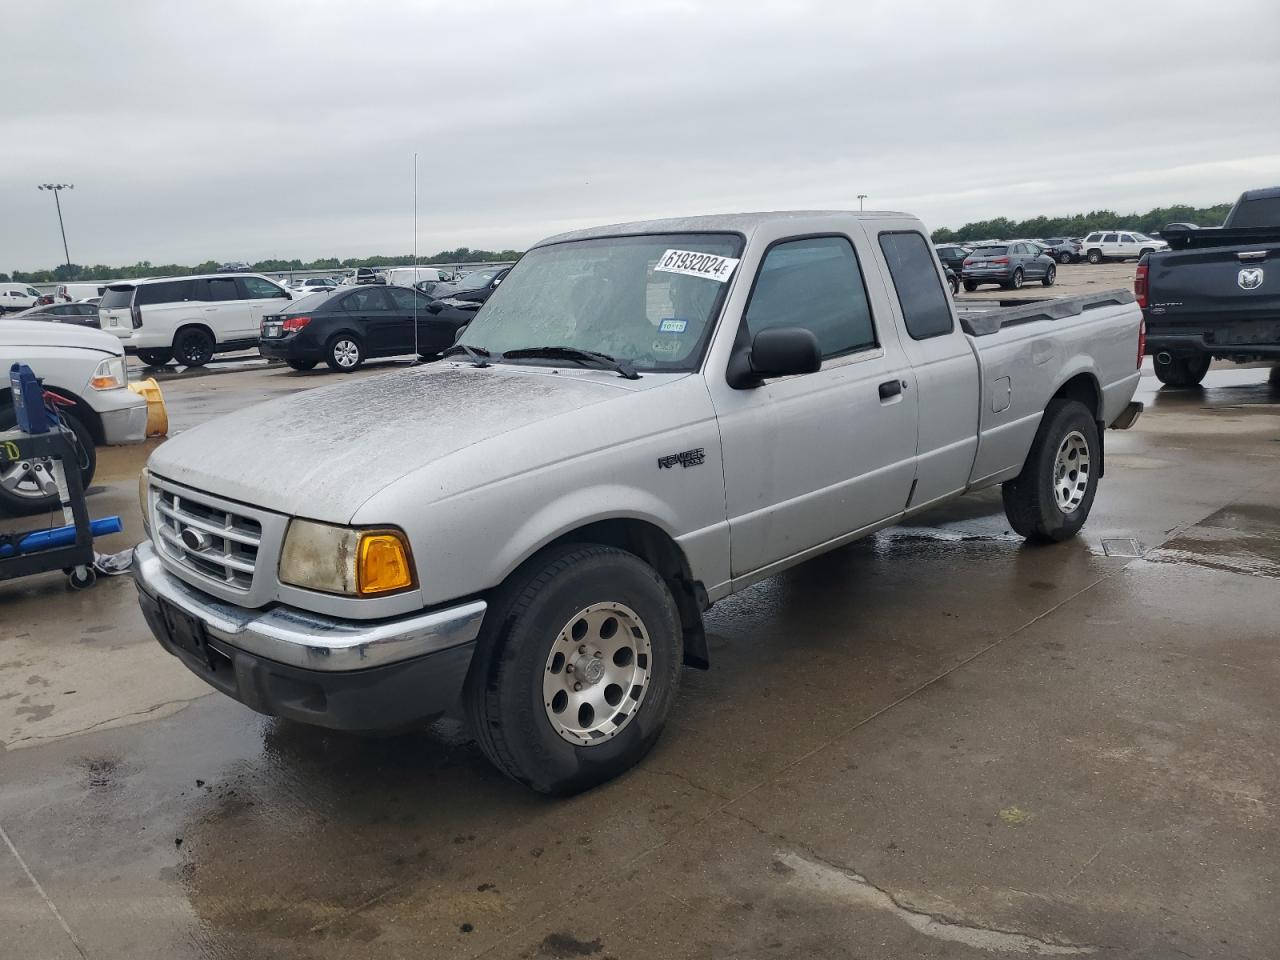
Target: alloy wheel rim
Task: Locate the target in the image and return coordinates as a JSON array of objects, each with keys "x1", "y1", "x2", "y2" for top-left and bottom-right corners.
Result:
[
  {"x1": 0, "y1": 457, "x2": 56, "y2": 500},
  {"x1": 334, "y1": 341, "x2": 359, "y2": 367},
  {"x1": 1053, "y1": 430, "x2": 1090, "y2": 513},
  {"x1": 542, "y1": 601, "x2": 652, "y2": 746}
]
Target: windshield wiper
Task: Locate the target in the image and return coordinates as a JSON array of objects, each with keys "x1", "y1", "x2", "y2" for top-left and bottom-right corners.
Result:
[
  {"x1": 501, "y1": 346, "x2": 640, "y2": 380},
  {"x1": 442, "y1": 343, "x2": 493, "y2": 368}
]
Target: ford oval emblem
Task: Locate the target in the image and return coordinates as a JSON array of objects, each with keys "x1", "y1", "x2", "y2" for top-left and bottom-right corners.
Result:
[
  {"x1": 1238, "y1": 267, "x2": 1264, "y2": 290},
  {"x1": 180, "y1": 527, "x2": 212, "y2": 552}
]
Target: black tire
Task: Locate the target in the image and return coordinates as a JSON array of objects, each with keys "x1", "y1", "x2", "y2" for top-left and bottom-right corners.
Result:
[
  {"x1": 1057, "y1": 251, "x2": 1073, "y2": 265},
  {"x1": 1008, "y1": 268, "x2": 1024, "y2": 290},
  {"x1": 1269, "y1": 364, "x2": 1280, "y2": 384},
  {"x1": 137, "y1": 349, "x2": 173, "y2": 367},
  {"x1": 0, "y1": 407, "x2": 97, "y2": 516},
  {"x1": 325, "y1": 334, "x2": 364, "y2": 372},
  {"x1": 68, "y1": 566, "x2": 96, "y2": 590},
  {"x1": 1042, "y1": 264, "x2": 1057, "y2": 287},
  {"x1": 1153, "y1": 353, "x2": 1210, "y2": 387},
  {"x1": 962, "y1": 280, "x2": 977, "y2": 292},
  {"x1": 1087, "y1": 249, "x2": 1103, "y2": 264},
  {"x1": 286, "y1": 359, "x2": 318, "y2": 371},
  {"x1": 464, "y1": 544, "x2": 683, "y2": 795},
  {"x1": 949, "y1": 276, "x2": 959, "y2": 296},
  {"x1": 1002, "y1": 399, "x2": 1099, "y2": 542},
  {"x1": 174, "y1": 327, "x2": 214, "y2": 367}
]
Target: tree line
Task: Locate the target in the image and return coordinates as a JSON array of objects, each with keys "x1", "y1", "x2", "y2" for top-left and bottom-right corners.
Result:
[
  {"x1": 2, "y1": 247, "x2": 524, "y2": 284},
  {"x1": 930, "y1": 202, "x2": 1233, "y2": 244}
]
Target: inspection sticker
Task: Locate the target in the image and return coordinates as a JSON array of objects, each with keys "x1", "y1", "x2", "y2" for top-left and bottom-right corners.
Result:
[
  {"x1": 655, "y1": 249, "x2": 740, "y2": 283},
  {"x1": 659, "y1": 318, "x2": 688, "y2": 333}
]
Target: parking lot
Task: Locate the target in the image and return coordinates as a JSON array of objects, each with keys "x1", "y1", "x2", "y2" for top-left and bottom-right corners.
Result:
[{"x1": 2, "y1": 261, "x2": 1279, "y2": 960}]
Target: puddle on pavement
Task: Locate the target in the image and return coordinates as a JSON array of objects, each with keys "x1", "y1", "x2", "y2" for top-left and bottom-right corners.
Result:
[{"x1": 1143, "y1": 503, "x2": 1280, "y2": 580}]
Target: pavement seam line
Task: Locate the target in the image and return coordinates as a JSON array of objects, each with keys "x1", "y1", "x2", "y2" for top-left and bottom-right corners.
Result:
[
  {"x1": 0, "y1": 821, "x2": 88, "y2": 959},
  {"x1": 776, "y1": 850, "x2": 1098, "y2": 955},
  {"x1": 5, "y1": 694, "x2": 212, "y2": 749}
]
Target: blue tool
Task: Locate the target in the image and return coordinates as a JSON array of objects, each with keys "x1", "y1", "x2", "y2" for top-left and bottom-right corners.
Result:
[
  {"x1": 9, "y1": 363, "x2": 56, "y2": 434},
  {"x1": 0, "y1": 516, "x2": 123, "y2": 558}
]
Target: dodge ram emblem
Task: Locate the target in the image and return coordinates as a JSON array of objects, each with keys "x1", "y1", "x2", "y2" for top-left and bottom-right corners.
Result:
[{"x1": 1238, "y1": 267, "x2": 1264, "y2": 290}]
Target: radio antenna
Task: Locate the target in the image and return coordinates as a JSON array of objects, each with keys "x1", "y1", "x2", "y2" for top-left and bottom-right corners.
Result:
[{"x1": 410, "y1": 151, "x2": 420, "y2": 364}]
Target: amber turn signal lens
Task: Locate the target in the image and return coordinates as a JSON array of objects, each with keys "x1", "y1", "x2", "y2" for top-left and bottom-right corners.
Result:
[{"x1": 357, "y1": 532, "x2": 414, "y2": 595}]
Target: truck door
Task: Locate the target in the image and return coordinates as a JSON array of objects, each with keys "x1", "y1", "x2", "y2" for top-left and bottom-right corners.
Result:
[
  {"x1": 708, "y1": 234, "x2": 919, "y2": 578},
  {"x1": 873, "y1": 228, "x2": 981, "y2": 509}
]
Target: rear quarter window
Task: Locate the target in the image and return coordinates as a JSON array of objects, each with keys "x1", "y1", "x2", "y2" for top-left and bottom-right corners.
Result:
[
  {"x1": 879, "y1": 232, "x2": 954, "y2": 341},
  {"x1": 136, "y1": 280, "x2": 195, "y2": 306}
]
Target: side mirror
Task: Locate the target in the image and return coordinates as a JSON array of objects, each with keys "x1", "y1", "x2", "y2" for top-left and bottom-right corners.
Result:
[{"x1": 727, "y1": 327, "x2": 822, "y2": 389}]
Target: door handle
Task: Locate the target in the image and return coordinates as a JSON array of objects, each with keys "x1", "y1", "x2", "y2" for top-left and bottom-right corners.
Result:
[{"x1": 878, "y1": 379, "x2": 903, "y2": 401}]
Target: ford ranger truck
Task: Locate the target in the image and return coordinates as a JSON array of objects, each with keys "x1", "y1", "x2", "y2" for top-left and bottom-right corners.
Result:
[
  {"x1": 1139, "y1": 185, "x2": 1280, "y2": 386},
  {"x1": 133, "y1": 211, "x2": 1144, "y2": 794}
]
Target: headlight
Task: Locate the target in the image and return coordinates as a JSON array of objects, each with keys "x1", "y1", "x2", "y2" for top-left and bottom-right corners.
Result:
[
  {"x1": 279, "y1": 520, "x2": 415, "y2": 596},
  {"x1": 91, "y1": 355, "x2": 128, "y2": 390},
  {"x1": 138, "y1": 467, "x2": 151, "y2": 534}
]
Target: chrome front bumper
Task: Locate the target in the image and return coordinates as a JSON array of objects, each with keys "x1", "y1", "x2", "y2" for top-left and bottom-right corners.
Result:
[{"x1": 133, "y1": 541, "x2": 487, "y2": 672}]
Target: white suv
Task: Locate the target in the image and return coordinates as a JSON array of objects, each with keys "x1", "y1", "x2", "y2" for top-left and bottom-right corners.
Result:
[
  {"x1": 1081, "y1": 231, "x2": 1169, "y2": 264},
  {"x1": 98, "y1": 273, "x2": 292, "y2": 366}
]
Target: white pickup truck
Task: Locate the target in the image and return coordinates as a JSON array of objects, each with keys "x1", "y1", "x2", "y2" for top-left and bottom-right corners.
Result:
[{"x1": 133, "y1": 211, "x2": 1143, "y2": 794}]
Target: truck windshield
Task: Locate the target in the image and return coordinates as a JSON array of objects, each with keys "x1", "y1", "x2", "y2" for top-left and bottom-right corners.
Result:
[{"x1": 459, "y1": 233, "x2": 745, "y2": 372}]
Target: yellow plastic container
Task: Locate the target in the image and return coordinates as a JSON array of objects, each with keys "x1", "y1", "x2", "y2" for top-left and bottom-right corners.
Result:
[{"x1": 127, "y1": 377, "x2": 169, "y2": 438}]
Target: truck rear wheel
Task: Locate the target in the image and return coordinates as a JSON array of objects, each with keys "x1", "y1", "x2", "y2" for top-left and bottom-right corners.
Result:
[
  {"x1": 1001, "y1": 399, "x2": 1099, "y2": 542},
  {"x1": 464, "y1": 544, "x2": 682, "y2": 795},
  {"x1": 1153, "y1": 354, "x2": 1209, "y2": 387}
]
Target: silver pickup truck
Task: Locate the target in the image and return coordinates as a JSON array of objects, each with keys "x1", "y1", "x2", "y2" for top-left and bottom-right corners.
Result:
[{"x1": 134, "y1": 211, "x2": 1143, "y2": 794}]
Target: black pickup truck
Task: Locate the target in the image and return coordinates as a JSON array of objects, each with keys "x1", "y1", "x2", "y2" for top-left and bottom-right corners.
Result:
[{"x1": 1138, "y1": 186, "x2": 1280, "y2": 386}]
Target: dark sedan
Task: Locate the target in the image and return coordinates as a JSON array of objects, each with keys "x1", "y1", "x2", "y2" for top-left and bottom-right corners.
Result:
[
  {"x1": 9, "y1": 302, "x2": 101, "y2": 328},
  {"x1": 961, "y1": 242, "x2": 1057, "y2": 291},
  {"x1": 1042, "y1": 238, "x2": 1083, "y2": 264},
  {"x1": 258, "y1": 285, "x2": 470, "y2": 372},
  {"x1": 934, "y1": 244, "x2": 971, "y2": 277},
  {"x1": 425, "y1": 266, "x2": 510, "y2": 306}
]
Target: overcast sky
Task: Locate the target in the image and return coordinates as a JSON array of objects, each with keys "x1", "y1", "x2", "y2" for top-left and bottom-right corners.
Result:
[{"x1": 4, "y1": 0, "x2": 1279, "y2": 271}]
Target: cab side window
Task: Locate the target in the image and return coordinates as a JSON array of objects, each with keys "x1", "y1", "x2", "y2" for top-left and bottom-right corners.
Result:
[
  {"x1": 744, "y1": 236, "x2": 877, "y2": 360},
  {"x1": 879, "y1": 231, "x2": 954, "y2": 340},
  {"x1": 386, "y1": 287, "x2": 429, "y2": 311},
  {"x1": 241, "y1": 276, "x2": 288, "y2": 299},
  {"x1": 1102, "y1": 233, "x2": 1118, "y2": 243}
]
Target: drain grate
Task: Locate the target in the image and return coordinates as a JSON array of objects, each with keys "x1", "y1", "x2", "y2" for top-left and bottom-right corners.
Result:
[{"x1": 1101, "y1": 537, "x2": 1143, "y2": 558}]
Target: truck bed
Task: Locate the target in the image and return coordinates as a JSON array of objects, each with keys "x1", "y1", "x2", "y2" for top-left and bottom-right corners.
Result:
[{"x1": 957, "y1": 289, "x2": 1143, "y2": 488}]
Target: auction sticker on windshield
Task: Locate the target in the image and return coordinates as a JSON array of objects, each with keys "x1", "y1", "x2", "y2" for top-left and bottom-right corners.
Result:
[{"x1": 655, "y1": 249, "x2": 740, "y2": 283}]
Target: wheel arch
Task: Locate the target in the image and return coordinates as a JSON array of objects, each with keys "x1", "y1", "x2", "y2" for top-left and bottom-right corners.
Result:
[
  {"x1": 0, "y1": 385, "x2": 104, "y2": 444},
  {"x1": 173, "y1": 321, "x2": 217, "y2": 347},
  {"x1": 522, "y1": 516, "x2": 709, "y2": 670},
  {"x1": 1050, "y1": 370, "x2": 1104, "y2": 477}
]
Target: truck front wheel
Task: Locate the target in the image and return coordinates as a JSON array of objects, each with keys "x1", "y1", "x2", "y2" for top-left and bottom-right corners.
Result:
[
  {"x1": 464, "y1": 544, "x2": 683, "y2": 795},
  {"x1": 1001, "y1": 399, "x2": 1099, "y2": 542},
  {"x1": 1153, "y1": 354, "x2": 1210, "y2": 387}
]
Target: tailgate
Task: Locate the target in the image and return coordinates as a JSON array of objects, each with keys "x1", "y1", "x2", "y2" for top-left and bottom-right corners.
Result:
[{"x1": 1146, "y1": 244, "x2": 1280, "y2": 324}]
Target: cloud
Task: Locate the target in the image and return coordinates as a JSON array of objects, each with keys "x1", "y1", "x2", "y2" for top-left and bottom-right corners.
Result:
[{"x1": 4, "y1": 0, "x2": 1278, "y2": 270}]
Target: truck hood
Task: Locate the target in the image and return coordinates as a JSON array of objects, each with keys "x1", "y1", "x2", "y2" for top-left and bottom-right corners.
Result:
[
  {"x1": 0, "y1": 319, "x2": 124, "y2": 356},
  {"x1": 148, "y1": 363, "x2": 662, "y2": 522}
]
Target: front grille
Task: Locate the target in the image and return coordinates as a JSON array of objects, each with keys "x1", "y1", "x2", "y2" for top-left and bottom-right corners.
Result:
[{"x1": 153, "y1": 486, "x2": 262, "y2": 591}]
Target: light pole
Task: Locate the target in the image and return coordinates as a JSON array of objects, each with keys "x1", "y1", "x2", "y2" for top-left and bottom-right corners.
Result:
[
  {"x1": 38, "y1": 183, "x2": 74, "y2": 273},
  {"x1": 857, "y1": 194, "x2": 868, "y2": 211}
]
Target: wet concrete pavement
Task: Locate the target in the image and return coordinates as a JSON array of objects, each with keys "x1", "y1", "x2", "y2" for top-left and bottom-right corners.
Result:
[{"x1": 2, "y1": 358, "x2": 1279, "y2": 959}]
